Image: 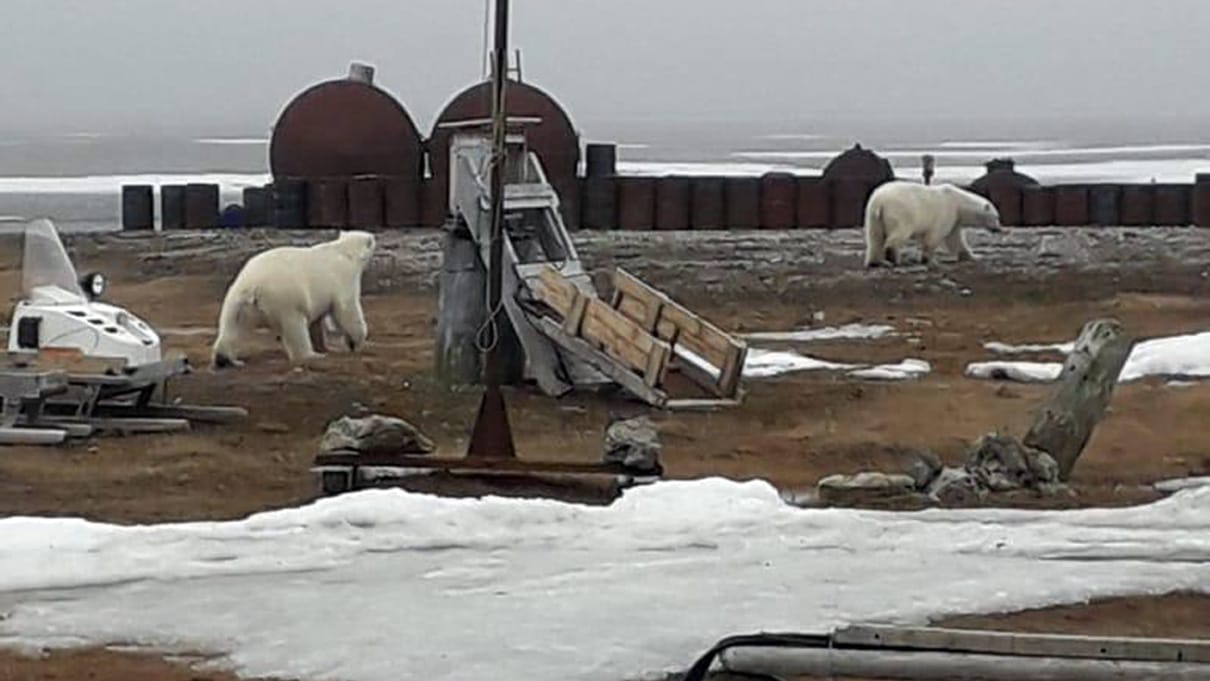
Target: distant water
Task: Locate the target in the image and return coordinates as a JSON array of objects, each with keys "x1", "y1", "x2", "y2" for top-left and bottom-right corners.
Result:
[{"x1": 2, "y1": 117, "x2": 1209, "y2": 233}]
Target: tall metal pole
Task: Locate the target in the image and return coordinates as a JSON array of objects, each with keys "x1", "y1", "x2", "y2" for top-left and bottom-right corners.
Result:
[{"x1": 466, "y1": 0, "x2": 517, "y2": 459}]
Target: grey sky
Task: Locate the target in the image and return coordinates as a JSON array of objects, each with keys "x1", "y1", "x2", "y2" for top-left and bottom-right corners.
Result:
[{"x1": 2, "y1": 0, "x2": 1208, "y2": 135}]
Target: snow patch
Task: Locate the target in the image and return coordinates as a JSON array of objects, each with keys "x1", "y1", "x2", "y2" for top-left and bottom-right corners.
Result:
[
  {"x1": 744, "y1": 323, "x2": 895, "y2": 343},
  {"x1": 972, "y1": 331, "x2": 1210, "y2": 384},
  {"x1": 849, "y1": 359, "x2": 931, "y2": 381},
  {"x1": 0, "y1": 480, "x2": 1208, "y2": 681}
]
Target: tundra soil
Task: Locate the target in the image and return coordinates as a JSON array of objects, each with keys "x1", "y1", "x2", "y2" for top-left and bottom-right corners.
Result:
[{"x1": 1, "y1": 227, "x2": 1208, "y2": 680}]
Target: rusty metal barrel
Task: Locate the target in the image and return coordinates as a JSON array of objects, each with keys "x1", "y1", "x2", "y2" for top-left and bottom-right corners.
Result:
[
  {"x1": 796, "y1": 177, "x2": 830, "y2": 228},
  {"x1": 1153, "y1": 184, "x2": 1191, "y2": 225},
  {"x1": 655, "y1": 176, "x2": 691, "y2": 230},
  {"x1": 121, "y1": 185, "x2": 153, "y2": 231},
  {"x1": 1119, "y1": 185, "x2": 1153, "y2": 226},
  {"x1": 691, "y1": 176, "x2": 726, "y2": 230},
  {"x1": 1022, "y1": 186, "x2": 1055, "y2": 226},
  {"x1": 581, "y1": 176, "x2": 617, "y2": 230},
  {"x1": 348, "y1": 176, "x2": 385, "y2": 228},
  {"x1": 987, "y1": 185, "x2": 1023, "y2": 227},
  {"x1": 585, "y1": 143, "x2": 618, "y2": 178},
  {"x1": 760, "y1": 172, "x2": 797, "y2": 229},
  {"x1": 725, "y1": 177, "x2": 760, "y2": 229},
  {"x1": 183, "y1": 183, "x2": 219, "y2": 229},
  {"x1": 831, "y1": 179, "x2": 872, "y2": 228},
  {"x1": 1195, "y1": 175, "x2": 1210, "y2": 228},
  {"x1": 1088, "y1": 185, "x2": 1121, "y2": 226},
  {"x1": 419, "y1": 177, "x2": 447, "y2": 228},
  {"x1": 160, "y1": 185, "x2": 186, "y2": 230},
  {"x1": 618, "y1": 177, "x2": 656, "y2": 230},
  {"x1": 307, "y1": 179, "x2": 349, "y2": 228},
  {"x1": 241, "y1": 186, "x2": 271, "y2": 227},
  {"x1": 1052, "y1": 185, "x2": 1089, "y2": 226},
  {"x1": 272, "y1": 179, "x2": 308, "y2": 227},
  {"x1": 383, "y1": 176, "x2": 420, "y2": 228}
]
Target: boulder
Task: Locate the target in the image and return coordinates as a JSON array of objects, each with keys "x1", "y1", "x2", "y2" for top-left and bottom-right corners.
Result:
[
  {"x1": 320, "y1": 414, "x2": 435, "y2": 456},
  {"x1": 927, "y1": 467, "x2": 984, "y2": 506},
  {"x1": 903, "y1": 450, "x2": 943, "y2": 489},
  {"x1": 603, "y1": 416, "x2": 662, "y2": 473},
  {"x1": 966, "y1": 432, "x2": 1061, "y2": 492},
  {"x1": 818, "y1": 471, "x2": 919, "y2": 506}
]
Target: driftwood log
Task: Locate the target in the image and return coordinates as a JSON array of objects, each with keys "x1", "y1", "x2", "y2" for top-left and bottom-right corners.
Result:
[{"x1": 1023, "y1": 318, "x2": 1134, "y2": 480}]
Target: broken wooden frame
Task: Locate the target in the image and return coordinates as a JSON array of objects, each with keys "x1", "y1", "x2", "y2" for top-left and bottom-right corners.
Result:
[
  {"x1": 529, "y1": 265, "x2": 746, "y2": 409},
  {"x1": 610, "y1": 267, "x2": 747, "y2": 400},
  {"x1": 0, "y1": 350, "x2": 247, "y2": 445}
]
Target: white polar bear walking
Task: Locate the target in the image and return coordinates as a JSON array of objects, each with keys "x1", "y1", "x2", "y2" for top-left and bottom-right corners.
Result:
[
  {"x1": 862, "y1": 181, "x2": 1003, "y2": 268},
  {"x1": 211, "y1": 230, "x2": 377, "y2": 368}
]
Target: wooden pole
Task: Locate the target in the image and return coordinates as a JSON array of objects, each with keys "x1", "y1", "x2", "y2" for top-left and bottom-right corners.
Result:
[{"x1": 1023, "y1": 318, "x2": 1134, "y2": 480}]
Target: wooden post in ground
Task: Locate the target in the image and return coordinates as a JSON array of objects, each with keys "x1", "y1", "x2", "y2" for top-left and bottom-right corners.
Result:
[{"x1": 1023, "y1": 318, "x2": 1134, "y2": 480}]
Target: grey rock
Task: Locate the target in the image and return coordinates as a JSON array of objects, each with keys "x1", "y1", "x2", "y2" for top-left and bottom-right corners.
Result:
[
  {"x1": 603, "y1": 416, "x2": 662, "y2": 473},
  {"x1": 927, "y1": 467, "x2": 985, "y2": 506},
  {"x1": 903, "y1": 450, "x2": 944, "y2": 489},
  {"x1": 818, "y1": 471, "x2": 919, "y2": 505},
  {"x1": 320, "y1": 414, "x2": 436, "y2": 456},
  {"x1": 966, "y1": 432, "x2": 1060, "y2": 492}
]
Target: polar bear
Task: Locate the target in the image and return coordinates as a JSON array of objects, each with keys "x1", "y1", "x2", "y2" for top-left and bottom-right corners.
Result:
[
  {"x1": 862, "y1": 181, "x2": 1003, "y2": 268},
  {"x1": 211, "y1": 230, "x2": 376, "y2": 368}
]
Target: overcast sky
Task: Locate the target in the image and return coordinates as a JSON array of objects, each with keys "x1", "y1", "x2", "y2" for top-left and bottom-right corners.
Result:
[{"x1": 2, "y1": 0, "x2": 1209, "y2": 136}]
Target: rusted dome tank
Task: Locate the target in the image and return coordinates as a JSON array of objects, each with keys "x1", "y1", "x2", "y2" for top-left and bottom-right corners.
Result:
[
  {"x1": 428, "y1": 78, "x2": 580, "y2": 199},
  {"x1": 969, "y1": 158, "x2": 1039, "y2": 193},
  {"x1": 269, "y1": 68, "x2": 424, "y2": 181},
  {"x1": 821, "y1": 143, "x2": 895, "y2": 183}
]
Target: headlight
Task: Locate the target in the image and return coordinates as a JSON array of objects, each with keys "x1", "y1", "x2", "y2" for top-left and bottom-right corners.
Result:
[{"x1": 80, "y1": 272, "x2": 106, "y2": 300}]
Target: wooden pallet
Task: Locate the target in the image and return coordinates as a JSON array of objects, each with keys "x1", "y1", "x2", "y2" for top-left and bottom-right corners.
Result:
[
  {"x1": 609, "y1": 268, "x2": 747, "y2": 400},
  {"x1": 531, "y1": 265, "x2": 745, "y2": 409},
  {"x1": 533, "y1": 266, "x2": 672, "y2": 407}
]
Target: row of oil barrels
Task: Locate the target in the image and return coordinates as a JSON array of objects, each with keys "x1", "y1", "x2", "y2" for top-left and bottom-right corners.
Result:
[
  {"x1": 124, "y1": 173, "x2": 1210, "y2": 231},
  {"x1": 979, "y1": 177, "x2": 1210, "y2": 227}
]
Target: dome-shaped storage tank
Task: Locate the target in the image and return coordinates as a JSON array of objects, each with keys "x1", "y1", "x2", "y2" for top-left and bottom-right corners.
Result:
[
  {"x1": 269, "y1": 66, "x2": 425, "y2": 183},
  {"x1": 428, "y1": 78, "x2": 581, "y2": 226}
]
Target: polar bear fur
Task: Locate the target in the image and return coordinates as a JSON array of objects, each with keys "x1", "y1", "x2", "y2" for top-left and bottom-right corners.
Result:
[
  {"x1": 211, "y1": 230, "x2": 376, "y2": 368},
  {"x1": 863, "y1": 181, "x2": 1003, "y2": 268}
]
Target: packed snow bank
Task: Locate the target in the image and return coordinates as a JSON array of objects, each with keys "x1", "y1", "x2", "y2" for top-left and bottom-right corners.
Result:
[
  {"x1": 1, "y1": 479, "x2": 1208, "y2": 681},
  {"x1": 969, "y1": 331, "x2": 1210, "y2": 384}
]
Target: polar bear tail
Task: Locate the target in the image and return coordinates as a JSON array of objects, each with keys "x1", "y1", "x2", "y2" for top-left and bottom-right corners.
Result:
[{"x1": 862, "y1": 198, "x2": 887, "y2": 268}]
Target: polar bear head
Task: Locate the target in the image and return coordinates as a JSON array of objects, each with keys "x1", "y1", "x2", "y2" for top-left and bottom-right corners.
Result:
[
  {"x1": 944, "y1": 186, "x2": 1004, "y2": 233},
  {"x1": 335, "y1": 230, "x2": 377, "y2": 267}
]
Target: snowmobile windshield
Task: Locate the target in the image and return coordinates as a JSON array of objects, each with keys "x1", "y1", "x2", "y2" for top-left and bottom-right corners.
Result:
[{"x1": 21, "y1": 218, "x2": 87, "y2": 301}]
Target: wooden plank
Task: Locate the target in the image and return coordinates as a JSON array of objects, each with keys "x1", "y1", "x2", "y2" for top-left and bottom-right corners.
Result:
[
  {"x1": 611, "y1": 267, "x2": 746, "y2": 393},
  {"x1": 38, "y1": 416, "x2": 191, "y2": 434},
  {"x1": 312, "y1": 451, "x2": 644, "y2": 476},
  {"x1": 580, "y1": 298, "x2": 661, "y2": 377},
  {"x1": 642, "y1": 342, "x2": 670, "y2": 388},
  {"x1": 535, "y1": 318, "x2": 668, "y2": 407},
  {"x1": 833, "y1": 624, "x2": 1210, "y2": 663},
  {"x1": 664, "y1": 398, "x2": 741, "y2": 412},
  {"x1": 717, "y1": 344, "x2": 747, "y2": 397},
  {"x1": 563, "y1": 290, "x2": 589, "y2": 335},
  {"x1": 533, "y1": 266, "x2": 580, "y2": 319}
]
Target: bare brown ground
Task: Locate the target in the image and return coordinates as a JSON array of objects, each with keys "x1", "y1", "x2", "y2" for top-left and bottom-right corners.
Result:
[{"x1": 1, "y1": 249, "x2": 1209, "y2": 681}]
